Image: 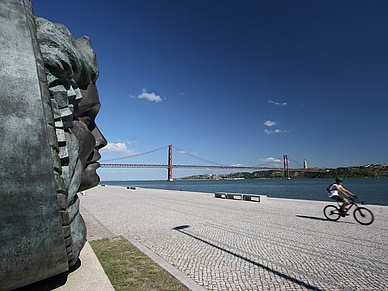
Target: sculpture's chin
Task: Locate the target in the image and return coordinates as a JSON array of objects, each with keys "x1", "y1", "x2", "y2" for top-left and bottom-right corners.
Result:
[
  {"x1": 78, "y1": 162, "x2": 100, "y2": 191},
  {"x1": 69, "y1": 213, "x2": 86, "y2": 266}
]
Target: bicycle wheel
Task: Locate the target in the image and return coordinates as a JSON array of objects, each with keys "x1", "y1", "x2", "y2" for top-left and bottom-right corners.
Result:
[
  {"x1": 353, "y1": 207, "x2": 374, "y2": 225},
  {"x1": 324, "y1": 205, "x2": 341, "y2": 221}
]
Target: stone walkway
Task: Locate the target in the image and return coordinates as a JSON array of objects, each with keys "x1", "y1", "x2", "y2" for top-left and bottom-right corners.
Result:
[{"x1": 80, "y1": 185, "x2": 388, "y2": 291}]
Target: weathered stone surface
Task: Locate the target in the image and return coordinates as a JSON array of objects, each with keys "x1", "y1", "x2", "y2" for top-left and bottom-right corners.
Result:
[
  {"x1": 67, "y1": 85, "x2": 83, "y2": 101},
  {"x1": 57, "y1": 193, "x2": 68, "y2": 209},
  {"x1": 56, "y1": 127, "x2": 66, "y2": 143},
  {"x1": 0, "y1": 1, "x2": 107, "y2": 289},
  {"x1": 36, "y1": 11, "x2": 107, "y2": 270},
  {"x1": 51, "y1": 99, "x2": 62, "y2": 119},
  {"x1": 35, "y1": 17, "x2": 99, "y2": 88},
  {"x1": 59, "y1": 105, "x2": 74, "y2": 129},
  {"x1": 63, "y1": 225, "x2": 71, "y2": 238},
  {"x1": 0, "y1": 1, "x2": 69, "y2": 289},
  {"x1": 49, "y1": 85, "x2": 69, "y2": 108}
]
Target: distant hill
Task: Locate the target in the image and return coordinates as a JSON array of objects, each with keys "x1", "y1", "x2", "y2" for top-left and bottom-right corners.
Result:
[{"x1": 178, "y1": 164, "x2": 388, "y2": 180}]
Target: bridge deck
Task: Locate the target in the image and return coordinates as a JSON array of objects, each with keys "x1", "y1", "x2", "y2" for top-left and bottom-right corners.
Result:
[{"x1": 100, "y1": 163, "x2": 324, "y2": 172}]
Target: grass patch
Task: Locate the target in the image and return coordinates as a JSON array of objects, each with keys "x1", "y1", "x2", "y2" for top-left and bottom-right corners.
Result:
[{"x1": 90, "y1": 236, "x2": 190, "y2": 291}]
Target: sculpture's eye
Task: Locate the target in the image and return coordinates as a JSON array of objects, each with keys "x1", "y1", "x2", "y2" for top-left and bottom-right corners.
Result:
[
  {"x1": 78, "y1": 116, "x2": 96, "y2": 131},
  {"x1": 77, "y1": 103, "x2": 100, "y2": 131},
  {"x1": 79, "y1": 116, "x2": 91, "y2": 125}
]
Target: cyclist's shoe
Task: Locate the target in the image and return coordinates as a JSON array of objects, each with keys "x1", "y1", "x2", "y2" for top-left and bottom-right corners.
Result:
[{"x1": 340, "y1": 211, "x2": 349, "y2": 217}]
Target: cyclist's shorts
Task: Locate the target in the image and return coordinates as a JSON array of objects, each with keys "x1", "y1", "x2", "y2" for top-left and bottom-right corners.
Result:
[{"x1": 330, "y1": 195, "x2": 344, "y2": 202}]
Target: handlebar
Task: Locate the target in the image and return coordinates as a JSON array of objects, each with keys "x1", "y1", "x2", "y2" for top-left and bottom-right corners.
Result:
[{"x1": 348, "y1": 196, "x2": 365, "y2": 205}]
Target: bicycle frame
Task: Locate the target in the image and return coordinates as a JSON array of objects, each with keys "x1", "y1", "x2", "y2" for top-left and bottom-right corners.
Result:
[
  {"x1": 324, "y1": 197, "x2": 374, "y2": 225},
  {"x1": 336, "y1": 198, "x2": 357, "y2": 212}
]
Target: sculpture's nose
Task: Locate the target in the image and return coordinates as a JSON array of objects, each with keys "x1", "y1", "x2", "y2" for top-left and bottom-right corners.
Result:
[{"x1": 93, "y1": 126, "x2": 107, "y2": 150}]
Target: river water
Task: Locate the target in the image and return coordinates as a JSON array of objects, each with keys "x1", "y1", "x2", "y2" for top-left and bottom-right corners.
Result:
[{"x1": 100, "y1": 177, "x2": 388, "y2": 206}]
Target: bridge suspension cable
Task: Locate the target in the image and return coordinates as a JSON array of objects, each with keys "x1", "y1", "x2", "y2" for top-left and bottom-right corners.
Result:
[
  {"x1": 287, "y1": 155, "x2": 304, "y2": 168},
  {"x1": 100, "y1": 145, "x2": 168, "y2": 162},
  {"x1": 99, "y1": 144, "x2": 321, "y2": 180},
  {"x1": 172, "y1": 145, "x2": 226, "y2": 166}
]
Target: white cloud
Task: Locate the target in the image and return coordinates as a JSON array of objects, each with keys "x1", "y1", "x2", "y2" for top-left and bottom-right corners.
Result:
[
  {"x1": 264, "y1": 120, "x2": 276, "y2": 127},
  {"x1": 100, "y1": 142, "x2": 139, "y2": 155},
  {"x1": 264, "y1": 129, "x2": 282, "y2": 134},
  {"x1": 177, "y1": 150, "x2": 199, "y2": 156},
  {"x1": 264, "y1": 128, "x2": 293, "y2": 134},
  {"x1": 269, "y1": 100, "x2": 287, "y2": 107},
  {"x1": 230, "y1": 164, "x2": 243, "y2": 167},
  {"x1": 260, "y1": 157, "x2": 282, "y2": 163},
  {"x1": 117, "y1": 139, "x2": 138, "y2": 145},
  {"x1": 137, "y1": 88, "x2": 162, "y2": 102}
]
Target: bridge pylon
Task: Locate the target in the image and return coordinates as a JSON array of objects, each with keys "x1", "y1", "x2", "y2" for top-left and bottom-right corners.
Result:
[
  {"x1": 283, "y1": 155, "x2": 290, "y2": 179},
  {"x1": 168, "y1": 144, "x2": 173, "y2": 181}
]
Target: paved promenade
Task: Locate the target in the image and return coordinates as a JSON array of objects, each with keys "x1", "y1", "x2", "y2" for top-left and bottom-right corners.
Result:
[{"x1": 80, "y1": 185, "x2": 388, "y2": 291}]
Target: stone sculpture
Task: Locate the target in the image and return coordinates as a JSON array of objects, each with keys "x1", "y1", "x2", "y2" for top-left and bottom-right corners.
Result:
[
  {"x1": 0, "y1": 1, "x2": 106, "y2": 289},
  {"x1": 35, "y1": 16, "x2": 107, "y2": 265}
]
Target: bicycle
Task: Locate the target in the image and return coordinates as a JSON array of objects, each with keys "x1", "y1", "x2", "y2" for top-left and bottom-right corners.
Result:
[{"x1": 323, "y1": 196, "x2": 374, "y2": 225}]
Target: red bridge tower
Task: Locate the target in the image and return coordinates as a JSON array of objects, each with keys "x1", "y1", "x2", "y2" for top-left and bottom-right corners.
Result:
[{"x1": 168, "y1": 144, "x2": 173, "y2": 181}]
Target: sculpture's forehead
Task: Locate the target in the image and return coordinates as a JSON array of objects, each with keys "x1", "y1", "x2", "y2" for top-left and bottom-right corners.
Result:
[
  {"x1": 78, "y1": 84, "x2": 101, "y2": 115},
  {"x1": 79, "y1": 83, "x2": 99, "y2": 101},
  {"x1": 36, "y1": 17, "x2": 99, "y2": 87}
]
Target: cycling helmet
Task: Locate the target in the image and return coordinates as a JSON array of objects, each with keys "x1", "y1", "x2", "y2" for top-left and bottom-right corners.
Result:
[{"x1": 335, "y1": 177, "x2": 343, "y2": 182}]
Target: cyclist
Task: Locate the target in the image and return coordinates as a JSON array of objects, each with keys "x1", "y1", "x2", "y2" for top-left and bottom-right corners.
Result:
[{"x1": 328, "y1": 177, "x2": 356, "y2": 216}]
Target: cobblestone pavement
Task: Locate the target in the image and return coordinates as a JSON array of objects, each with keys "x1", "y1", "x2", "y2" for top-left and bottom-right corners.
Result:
[{"x1": 81, "y1": 185, "x2": 388, "y2": 291}]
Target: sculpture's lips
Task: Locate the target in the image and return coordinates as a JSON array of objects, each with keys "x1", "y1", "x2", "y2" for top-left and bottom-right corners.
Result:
[
  {"x1": 86, "y1": 161, "x2": 100, "y2": 169},
  {"x1": 87, "y1": 150, "x2": 101, "y2": 168}
]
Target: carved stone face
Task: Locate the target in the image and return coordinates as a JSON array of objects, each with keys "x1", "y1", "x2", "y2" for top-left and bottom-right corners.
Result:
[
  {"x1": 35, "y1": 16, "x2": 107, "y2": 266},
  {"x1": 73, "y1": 83, "x2": 107, "y2": 191}
]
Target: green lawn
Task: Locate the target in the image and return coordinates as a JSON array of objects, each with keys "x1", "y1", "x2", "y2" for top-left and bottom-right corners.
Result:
[{"x1": 90, "y1": 236, "x2": 190, "y2": 291}]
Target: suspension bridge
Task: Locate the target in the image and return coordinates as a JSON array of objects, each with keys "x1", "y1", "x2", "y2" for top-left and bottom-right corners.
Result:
[{"x1": 100, "y1": 144, "x2": 324, "y2": 181}]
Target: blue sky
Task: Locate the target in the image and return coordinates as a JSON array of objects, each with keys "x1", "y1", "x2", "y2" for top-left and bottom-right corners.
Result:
[{"x1": 33, "y1": 0, "x2": 388, "y2": 180}]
